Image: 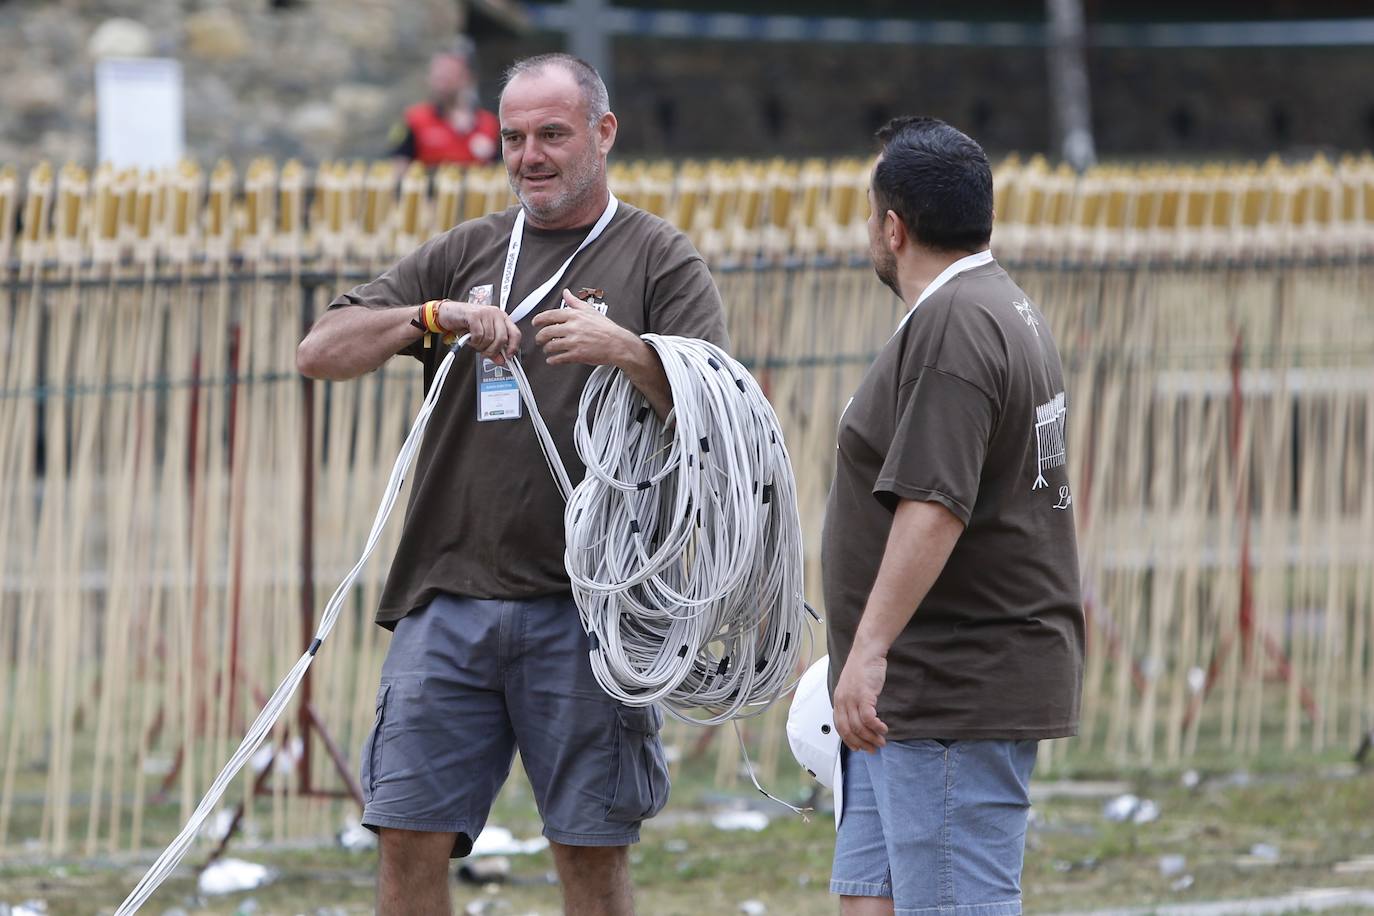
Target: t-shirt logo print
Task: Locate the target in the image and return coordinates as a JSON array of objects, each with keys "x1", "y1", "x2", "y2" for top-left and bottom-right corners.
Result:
[
  {"x1": 1032, "y1": 391, "x2": 1067, "y2": 491},
  {"x1": 575, "y1": 286, "x2": 609, "y2": 315},
  {"x1": 1013, "y1": 298, "x2": 1040, "y2": 336}
]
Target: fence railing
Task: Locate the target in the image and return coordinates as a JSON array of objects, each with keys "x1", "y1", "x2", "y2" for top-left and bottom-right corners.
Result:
[
  {"x1": 3, "y1": 153, "x2": 1373, "y2": 270},
  {"x1": 1, "y1": 158, "x2": 1372, "y2": 857}
]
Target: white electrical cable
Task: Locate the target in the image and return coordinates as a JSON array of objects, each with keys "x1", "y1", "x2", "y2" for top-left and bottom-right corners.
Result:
[
  {"x1": 114, "y1": 335, "x2": 470, "y2": 916},
  {"x1": 117, "y1": 329, "x2": 813, "y2": 910},
  {"x1": 560, "y1": 335, "x2": 811, "y2": 725}
]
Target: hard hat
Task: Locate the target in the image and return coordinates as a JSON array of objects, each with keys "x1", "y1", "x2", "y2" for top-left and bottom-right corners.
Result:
[{"x1": 786, "y1": 655, "x2": 844, "y2": 829}]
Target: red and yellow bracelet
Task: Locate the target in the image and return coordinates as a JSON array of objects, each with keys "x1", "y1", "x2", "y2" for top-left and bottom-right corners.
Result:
[
  {"x1": 413, "y1": 299, "x2": 453, "y2": 348},
  {"x1": 424, "y1": 299, "x2": 448, "y2": 333}
]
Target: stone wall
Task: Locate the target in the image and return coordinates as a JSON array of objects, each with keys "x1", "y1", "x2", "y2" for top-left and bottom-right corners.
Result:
[
  {"x1": 3, "y1": 0, "x2": 1372, "y2": 174},
  {"x1": 0, "y1": 0, "x2": 460, "y2": 171}
]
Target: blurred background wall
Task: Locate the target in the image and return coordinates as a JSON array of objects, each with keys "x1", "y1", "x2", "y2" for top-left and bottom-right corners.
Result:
[{"x1": 4, "y1": 0, "x2": 1374, "y2": 172}]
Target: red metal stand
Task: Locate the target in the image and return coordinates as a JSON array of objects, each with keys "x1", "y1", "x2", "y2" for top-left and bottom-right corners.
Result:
[
  {"x1": 146, "y1": 292, "x2": 364, "y2": 865},
  {"x1": 1182, "y1": 331, "x2": 1317, "y2": 730}
]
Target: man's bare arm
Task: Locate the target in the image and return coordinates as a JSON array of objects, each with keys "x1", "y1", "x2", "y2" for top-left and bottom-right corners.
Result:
[
  {"x1": 832, "y1": 497, "x2": 965, "y2": 752},
  {"x1": 297, "y1": 300, "x2": 522, "y2": 381},
  {"x1": 611, "y1": 335, "x2": 673, "y2": 419},
  {"x1": 296, "y1": 306, "x2": 424, "y2": 381}
]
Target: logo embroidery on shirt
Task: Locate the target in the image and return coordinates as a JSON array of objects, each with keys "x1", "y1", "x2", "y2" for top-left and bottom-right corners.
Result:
[
  {"x1": 575, "y1": 286, "x2": 609, "y2": 315},
  {"x1": 1013, "y1": 298, "x2": 1040, "y2": 336},
  {"x1": 1032, "y1": 391, "x2": 1067, "y2": 491}
]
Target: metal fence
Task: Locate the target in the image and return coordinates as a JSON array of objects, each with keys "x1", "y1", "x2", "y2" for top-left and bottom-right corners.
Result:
[{"x1": 1, "y1": 158, "x2": 1372, "y2": 856}]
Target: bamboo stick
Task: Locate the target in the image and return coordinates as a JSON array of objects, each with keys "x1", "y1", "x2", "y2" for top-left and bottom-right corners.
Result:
[{"x1": 1, "y1": 158, "x2": 1373, "y2": 854}]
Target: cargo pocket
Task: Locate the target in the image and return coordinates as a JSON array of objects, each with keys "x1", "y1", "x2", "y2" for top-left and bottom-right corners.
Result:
[
  {"x1": 606, "y1": 704, "x2": 671, "y2": 823},
  {"x1": 359, "y1": 683, "x2": 391, "y2": 805}
]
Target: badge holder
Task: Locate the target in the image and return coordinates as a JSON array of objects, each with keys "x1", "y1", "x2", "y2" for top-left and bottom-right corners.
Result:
[{"x1": 477, "y1": 356, "x2": 521, "y2": 421}]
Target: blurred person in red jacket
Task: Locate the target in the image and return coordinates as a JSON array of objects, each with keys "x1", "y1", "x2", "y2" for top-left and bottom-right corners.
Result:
[{"x1": 391, "y1": 38, "x2": 500, "y2": 171}]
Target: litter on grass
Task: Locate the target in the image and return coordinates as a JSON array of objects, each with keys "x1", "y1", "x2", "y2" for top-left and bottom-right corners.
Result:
[{"x1": 198, "y1": 858, "x2": 275, "y2": 896}]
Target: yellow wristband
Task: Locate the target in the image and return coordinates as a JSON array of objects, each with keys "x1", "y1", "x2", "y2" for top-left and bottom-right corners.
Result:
[{"x1": 423, "y1": 299, "x2": 448, "y2": 334}]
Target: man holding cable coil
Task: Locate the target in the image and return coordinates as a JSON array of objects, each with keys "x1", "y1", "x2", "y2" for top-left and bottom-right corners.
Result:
[
  {"x1": 821, "y1": 118, "x2": 1084, "y2": 915},
  {"x1": 296, "y1": 53, "x2": 726, "y2": 916}
]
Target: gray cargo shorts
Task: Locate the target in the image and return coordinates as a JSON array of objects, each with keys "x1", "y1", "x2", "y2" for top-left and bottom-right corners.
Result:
[{"x1": 359, "y1": 592, "x2": 671, "y2": 857}]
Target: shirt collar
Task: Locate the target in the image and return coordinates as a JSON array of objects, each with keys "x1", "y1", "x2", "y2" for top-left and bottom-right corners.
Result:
[{"x1": 895, "y1": 249, "x2": 995, "y2": 332}]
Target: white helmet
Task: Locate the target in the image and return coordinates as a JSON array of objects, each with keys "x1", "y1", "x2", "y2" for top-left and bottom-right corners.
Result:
[{"x1": 786, "y1": 656, "x2": 844, "y2": 828}]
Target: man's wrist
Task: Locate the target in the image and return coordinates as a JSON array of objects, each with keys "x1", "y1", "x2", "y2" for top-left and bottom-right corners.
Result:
[
  {"x1": 611, "y1": 329, "x2": 651, "y2": 374},
  {"x1": 437, "y1": 299, "x2": 472, "y2": 332},
  {"x1": 419, "y1": 299, "x2": 453, "y2": 333},
  {"x1": 850, "y1": 631, "x2": 891, "y2": 660}
]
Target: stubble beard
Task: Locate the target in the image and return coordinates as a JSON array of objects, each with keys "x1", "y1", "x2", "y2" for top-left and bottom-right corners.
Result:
[
  {"x1": 872, "y1": 244, "x2": 901, "y2": 300},
  {"x1": 510, "y1": 142, "x2": 604, "y2": 226}
]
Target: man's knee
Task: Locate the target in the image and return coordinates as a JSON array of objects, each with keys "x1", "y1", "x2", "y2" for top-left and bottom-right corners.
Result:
[
  {"x1": 379, "y1": 828, "x2": 456, "y2": 871},
  {"x1": 376, "y1": 829, "x2": 455, "y2": 916},
  {"x1": 550, "y1": 842, "x2": 634, "y2": 914},
  {"x1": 550, "y1": 841, "x2": 630, "y2": 883},
  {"x1": 551, "y1": 841, "x2": 628, "y2": 868},
  {"x1": 840, "y1": 895, "x2": 895, "y2": 916}
]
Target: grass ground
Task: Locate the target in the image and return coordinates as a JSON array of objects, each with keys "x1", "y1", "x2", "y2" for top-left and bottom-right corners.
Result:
[{"x1": 3, "y1": 741, "x2": 1373, "y2": 916}]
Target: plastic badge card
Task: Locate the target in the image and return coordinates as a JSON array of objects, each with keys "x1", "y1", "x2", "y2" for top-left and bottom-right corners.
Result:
[
  {"x1": 476, "y1": 356, "x2": 520, "y2": 421},
  {"x1": 465, "y1": 282, "x2": 519, "y2": 421}
]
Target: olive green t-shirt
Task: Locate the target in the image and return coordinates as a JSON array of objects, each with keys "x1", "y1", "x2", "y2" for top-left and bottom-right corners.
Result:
[
  {"x1": 822, "y1": 259, "x2": 1083, "y2": 740},
  {"x1": 329, "y1": 203, "x2": 729, "y2": 627}
]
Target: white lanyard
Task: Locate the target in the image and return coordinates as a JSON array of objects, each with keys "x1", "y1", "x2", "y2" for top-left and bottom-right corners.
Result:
[
  {"x1": 894, "y1": 249, "x2": 995, "y2": 333},
  {"x1": 500, "y1": 194, "x2": 619, "y2": 325}
]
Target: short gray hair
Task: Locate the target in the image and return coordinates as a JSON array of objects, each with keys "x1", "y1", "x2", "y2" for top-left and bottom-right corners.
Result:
[{"x1": 501, "y1": 53, "x2": 610, "y2": 127}]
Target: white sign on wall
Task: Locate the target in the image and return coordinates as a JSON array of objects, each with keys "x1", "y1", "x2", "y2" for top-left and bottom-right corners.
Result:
[{"x1": 96, "y1": 57, "x2": 185, "y2": 169}]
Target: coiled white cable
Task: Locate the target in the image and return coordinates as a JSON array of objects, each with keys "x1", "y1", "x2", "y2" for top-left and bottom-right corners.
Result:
[
  {"x1": 561, "y1": 336, "x2": 811, "y2": 725},
  {"x1": 117, "y1": 331, "x2": 812, "y2": 910}
]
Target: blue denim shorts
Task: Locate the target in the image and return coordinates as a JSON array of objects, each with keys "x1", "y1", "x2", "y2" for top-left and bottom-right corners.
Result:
[
  {"x1": 831, "y1": 738, "x2": 1038, "y2": 915},
  {"x1": 359, "y1": 593, "x2": 671, "y2": 857}
]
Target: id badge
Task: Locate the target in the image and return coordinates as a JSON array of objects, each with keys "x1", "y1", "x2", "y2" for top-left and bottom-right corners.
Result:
[{"x1": 477, "y1": 357, "x2": 521, "y2": 422}]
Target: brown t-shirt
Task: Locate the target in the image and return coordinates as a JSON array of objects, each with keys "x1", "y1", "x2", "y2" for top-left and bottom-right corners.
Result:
[
  {"x1": 822, "y1": 259, "x2": 1084, "y2": 740},
  {"x1": 329, "y1": 203, "x2": 729, "y2": 627}
]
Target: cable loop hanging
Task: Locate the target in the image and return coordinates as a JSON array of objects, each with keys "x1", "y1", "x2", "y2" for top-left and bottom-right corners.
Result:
[{"x1": 559, "y1": 335, "x2": 809, "y2": 724}]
